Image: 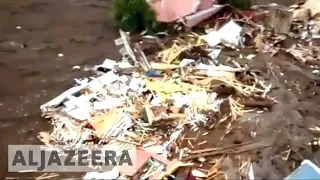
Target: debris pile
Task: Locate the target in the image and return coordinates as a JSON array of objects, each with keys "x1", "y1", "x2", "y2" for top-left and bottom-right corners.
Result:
[
  {"x1": 38, "y1": 0, "x2": 320, "y2": 179},
  {"x1": 251, "y1": 0, "x2": 320, "y2": 62},
  {"x1": 39, "y1": 28, "x2": 273, "y2": 178}
]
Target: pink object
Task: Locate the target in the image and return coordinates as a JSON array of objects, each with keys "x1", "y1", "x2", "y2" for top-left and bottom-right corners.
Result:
[
  {"x1": 184, "y1": 4, "x2": 225, "y2": 27},
  {"x1": 148, "y1": 0, "x2": 216, "y2": 22},
  {"x1": 117, "y1": 148, "x2": 152, "y2": 176},
  {"x1": 198, "y1": 0, "x2": 215, "y2": 10}
]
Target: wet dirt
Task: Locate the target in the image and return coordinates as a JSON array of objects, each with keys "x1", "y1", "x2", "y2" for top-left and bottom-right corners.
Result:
[
  {"x1": 244, "y1": 52, "x2": 320, "y2": 179},
  {"x1": 181, "y1": 51, "x2": 320, "y2": 179},
  {"x1": 0, "y1": 0, "x2": 120, "y2": 178},
  {"x1": 0, "y1": 0, "x2": 317, "y2": 179}
]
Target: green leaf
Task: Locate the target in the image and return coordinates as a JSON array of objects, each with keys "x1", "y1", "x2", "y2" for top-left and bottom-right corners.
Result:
[{"x1": 111, "y1": 0, "x2": 159, "y2": 32}]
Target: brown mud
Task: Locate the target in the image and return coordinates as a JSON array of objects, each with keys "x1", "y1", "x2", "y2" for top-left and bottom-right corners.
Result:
[
  {"x1": 0, "y1": 0, "x2": 120, "y2": 178},
  {"x1": 0, "y1": 0, "x2": 312, "y2": 179}
]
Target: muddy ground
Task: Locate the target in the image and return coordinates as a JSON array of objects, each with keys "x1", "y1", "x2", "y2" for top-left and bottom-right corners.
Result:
[
  {"x1": 0, "y1": 0, "x2": 316, "y2": 179},
  {"x1": 0, "y1": 0, "x2": 120, "y2": 178},
  {"x1": 239, "y1": 52, "x2": 320, "y2": 179}
]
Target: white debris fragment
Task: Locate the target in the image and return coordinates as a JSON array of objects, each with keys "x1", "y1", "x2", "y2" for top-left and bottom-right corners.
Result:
[
  {"x1": 218, "y1": 20, "x2": 244, "y2": 48},
  {"x1": 129, "y1": 77, "x2": 142, "y2": 92},
  {"x1": 40, "y1": 71, "x2": 119, "y2": 116},
  {"x1": 301, "y1": 31, "x2": 309, "y2": 39},
  {"x1": 150, "y1": 94, "x2": 162, "y2": 106},
  {"x1": 208, "y1": 48, "x2": 222, "y2": 60},
  {"x1": 207, "y1": 92, "x2": 223, "y2": 112},
  {"x1": 251, "y1": 131, "x2": 257, "y2": 137},
  {"x1": 63, "y1": 93, "x2": 97, "y2": 120},
  {"x1": 144, "y1": 145, "x2": 164, "y2": 154},
  {"x1": 94, "y1": 71, "x2": 119, "y2": 85},
  {"x1": 119, "y1": 75, "x2": 129, "y2": 83},
  {"x1": 74, "y1": 78, "x2": 89, "y2": 85},
  {"x1": 58, "y1": 53, "x2": 64, "y2": 57},
  {"x1": 248, "y1": 163, "x2": 255, "y2": 180},
  {"x1": 72, "y1": 65, "x2": 81, "y2": 70},
  {"x1": 114, "y1": 37, "x2": 124, "y2": 46},
  {"x1": 201, "y1": 31, "x2": 221, "y2": 47},
  {"x1": 83, "y1": 169, "x2": 120, "y2": 180},
  {"x1": 196, "y1": 63, "x2": 215, "y2": 70},
  {"x1": 93, "y1": 98, "x2": 123, "y2": 110},
  {"x1": 185, "y1": 108, "x2": 208, "y2": 130},
  {"x1": 75, "y1": 130, "x2": 91, "y2": 148},
  {"x1": 162, "y1": 125, "x2": 184, "y2": 156},
  {"x1": 179, "y1": 58, "x2": 195, "y2": 67},
  {"x1": 101, "y1": 58, "x2": 117, "y2": 69},
  {"x1": 116, "y1": 61, "x2": 134, "y2": 69},
  {"x1": 169, "y1": 93, "x2": 188, "y2": 108},
  {"x1": 312, "y1": 69, "x2": 320, "y2": 74},
  {"x1": 195, "y1": 63, "x2": 246, "y2": 72},
  {"x1": 246, "y1": 54, "x2": 256, "y2": 60},
  {"x1": 198, "y1": 157, "x2": 206, "y2": 163},
  {"x1": 16, "y1": 26, "x2": 22, "y2": 29},
  {"x1": 40, "y1": 84, "x2": 88, "y2": 109},
  {"x1": 192, "y1": 169, "x2": 207, "y2": 178}
]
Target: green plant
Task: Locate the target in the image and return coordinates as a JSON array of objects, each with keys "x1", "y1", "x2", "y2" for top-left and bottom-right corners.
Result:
[
  {"x1": 111, "y1": 0, "x2": 158, "y2": 32},
  {"x1": 229, "y1": 0, "x2": 251, "y2": 10}
]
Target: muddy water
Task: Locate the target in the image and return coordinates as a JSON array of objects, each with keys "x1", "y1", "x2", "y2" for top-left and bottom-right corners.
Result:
[{"x1": 0, "y1": 0, "x2": 298, "y2": 178}]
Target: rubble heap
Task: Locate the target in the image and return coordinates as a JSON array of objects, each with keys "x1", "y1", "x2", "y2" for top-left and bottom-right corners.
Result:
[
  {"x1": 38, "y1": 0, "x2": 320, "y2": 179},
  {"x1": 39, "y1": 30, "x2": 272, "y2": 179}
]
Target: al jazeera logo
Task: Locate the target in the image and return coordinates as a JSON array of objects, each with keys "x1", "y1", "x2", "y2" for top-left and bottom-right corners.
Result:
[{"x1": 8, "y1": 145, "x2": 135, "y2": 172}]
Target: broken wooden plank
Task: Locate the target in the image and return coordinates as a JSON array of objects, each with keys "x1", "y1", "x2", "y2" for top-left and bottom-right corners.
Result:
[{"x1": 183, "y1": 140, "x2": 272, "y2": 161}]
